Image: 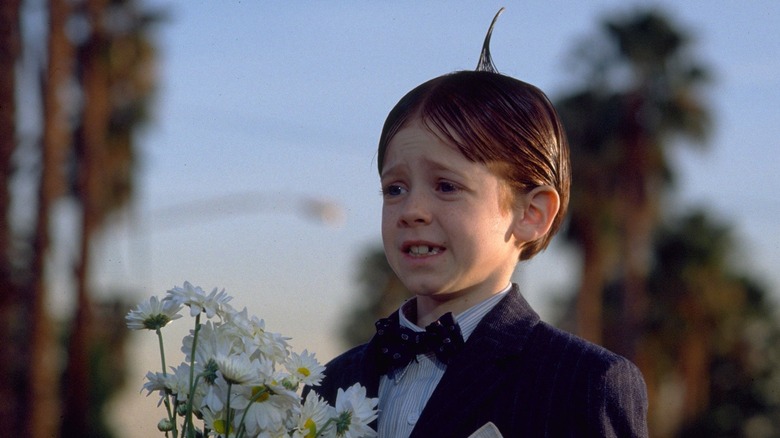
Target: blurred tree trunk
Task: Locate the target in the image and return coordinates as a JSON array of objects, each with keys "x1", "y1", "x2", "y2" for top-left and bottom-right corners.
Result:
[
  {"x1": 557, "y1": 11, "x2": 711, "y2": 434},
  {"x1": 645, "y1": 211, "x2": 780, "y2": 435},
  {"x1": 571, "y1": 200, "x2": 611, "y2": 345},
  {"x1": 0, "y1": 0, "x2": 18, "y2": 270},
  {"x1": 61, "y1": 0, "x2": 161, "y2": 434},
  {"x1": 576, "y1": 235, "x2": 605, "y2": 344},
  {"x1": 613, "y1": 92, "x2": 657, "y2": 362},
  {"x1": 0, "y1": 0, "x2": 159, "y2": 435},
  {"x1": 558, "y1": 11, "x2": 710, "y2": 355},
  {"x1": 0, "y1": 0, "x2": 21, "y2": 431},
  {"x1": 341, "y1": 247, "x2": 412, "y2": 347},
  {"x1": 61, "y1": 0, "x2": 108, "y2": 434},
  {"x1": 25, "y1": 0, "x2": 76, "y2": 436}
]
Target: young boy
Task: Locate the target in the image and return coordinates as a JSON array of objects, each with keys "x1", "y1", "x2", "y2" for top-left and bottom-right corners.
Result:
[{"x1": 314, "y1": 15, "x2": 648, "y2": 438}]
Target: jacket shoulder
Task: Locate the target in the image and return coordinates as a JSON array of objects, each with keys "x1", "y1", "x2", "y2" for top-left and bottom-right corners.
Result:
[
  {"x1": 524, "y1": 322, "x2": 649, "y2": 437},
  {"x1": 529, "y1": 321, "x2": 628, "y2": 367}
]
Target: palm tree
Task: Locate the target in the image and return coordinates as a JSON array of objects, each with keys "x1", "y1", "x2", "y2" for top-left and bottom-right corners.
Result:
[
  {"x1": 25, "y1": 0, "x2": 77, "y2": 436},
  {"x1": 647, "y1": 211, "x2": 780, "y2": 436},
  {"x1": 340, "y1": 247, "x2": 412, "y2": 348},
  {"x1": 556, "y1": 10, "x2": 711, "y2": 358},
  {"x1": 62, "y1": 0, "x2": 161, "y2": 434},
  {"x1": 0, "y1": 0, "x2": 21, "y2": 433},
  {"x1": 0, "y1": 0, "x2": 160, "y2": 434}
]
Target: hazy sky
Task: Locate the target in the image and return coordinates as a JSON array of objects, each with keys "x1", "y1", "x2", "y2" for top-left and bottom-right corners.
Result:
[{"x1": 99, "y1": 1, "x2": 780, "y2": 434}]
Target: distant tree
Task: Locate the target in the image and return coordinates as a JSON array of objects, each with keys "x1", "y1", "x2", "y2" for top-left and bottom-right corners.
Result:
[
  {"x1": 647, "y1": 211, "x2": 780, "y2": 436},
  {"x1": 554, "y1": 210, "x2": 780, "y2": 437},
  {"x1": 556, "y1": 9, "x2": 711, "y2": 360},
  {"x1": 0, "y1": 0, "x2": 162, "y2": 435},
  {"x1": 0, "y1": 0, "x2": 22, "y2": 432},
  {"x1": 340, "y1": 246, "x2": 411, "y2": 348},
  {"x1": 550, "y1": 9, "x2": 780, "y2": 437},
  {"x1": 27, "y1": 0, "x2": 76, "y2": 434},
  {"x1": 63, "y1": 1, "x2": 160, "y2": 434}
]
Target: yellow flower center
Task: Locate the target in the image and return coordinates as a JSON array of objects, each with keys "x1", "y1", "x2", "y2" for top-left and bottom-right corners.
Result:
[
  {"x1": 303, "y1": 418, "x2": 317, "y2": 438},
  {"x1": 251, "y1": 386, "x2": 271, "y2": 402},
  {"x1": 297, "y1": 367, "x2": 311, "y2": 377},
  {"x1": 213, "y1": 419, "x2": 232, "y2": 434}
]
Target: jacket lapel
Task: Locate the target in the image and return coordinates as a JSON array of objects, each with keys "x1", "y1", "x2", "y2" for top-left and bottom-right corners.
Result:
[
  {"x1": 359, "y1": 314, "x2": 400, "y2": 398},
  {"x1": 410, "y1": 287, "x2": 541, "y2": 437}
]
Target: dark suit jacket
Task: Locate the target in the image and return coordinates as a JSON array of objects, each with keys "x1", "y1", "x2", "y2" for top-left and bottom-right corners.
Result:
[{"x1": 314, "y1": 286, "x2": 648, "y2": 437}]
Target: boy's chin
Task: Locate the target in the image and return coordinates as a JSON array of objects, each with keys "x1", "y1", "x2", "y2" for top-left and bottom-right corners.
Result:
[
  {"x1": 403, "y1": 282, "x2": 456, "y2": 299},
  {"x1": 396, "y1": 275, "x2": 441, "y2": 294}
]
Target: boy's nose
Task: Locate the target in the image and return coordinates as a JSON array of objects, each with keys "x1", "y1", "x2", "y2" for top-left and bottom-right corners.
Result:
[{"x1": 398, "y1": 190, "x2": 432, "y2": 227}]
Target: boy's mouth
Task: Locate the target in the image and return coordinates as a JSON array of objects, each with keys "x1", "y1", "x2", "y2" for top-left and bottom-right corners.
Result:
[{"x1": 406, "y1": 244, "x2": 444, "y2": 256}]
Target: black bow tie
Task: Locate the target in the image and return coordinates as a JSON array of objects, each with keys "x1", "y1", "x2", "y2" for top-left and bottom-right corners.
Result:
[{"x1": 373, "y1": 312, "x2": 465, "y2": 375}]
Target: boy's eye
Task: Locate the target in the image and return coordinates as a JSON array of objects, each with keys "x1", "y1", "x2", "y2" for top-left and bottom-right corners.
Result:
[
  {"x1": 382, "y1": 184, "x2": 406, "y2": 197},
  {"x1": 436, "y1": 181, "x2": 459, "y2": 193}
]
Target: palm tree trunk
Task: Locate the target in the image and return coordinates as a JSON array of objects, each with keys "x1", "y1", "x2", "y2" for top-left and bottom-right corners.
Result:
[
  {"x1": 61, "y1": 0, "x2": 109, "y2": 434},
  {"x1": 575, "y1": 220, "x2": 607, "y2": 345},
  {"x1": 614, "y1": 93, "x2": 655, "y2": 363},
  {"x1": 0, "y1": 0, "x2": 21, "y2": 432},
  {"x1": 0, "y1": 0, "x2": 18, "y2": 273},
  {"x1": 26, "y1": 0, "x2": 76, "y2": 436}
]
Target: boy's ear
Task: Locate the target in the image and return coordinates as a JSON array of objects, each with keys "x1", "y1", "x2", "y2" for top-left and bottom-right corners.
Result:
[{"x1": 511, "y1": 185, "x2": 560, "y2": 244}]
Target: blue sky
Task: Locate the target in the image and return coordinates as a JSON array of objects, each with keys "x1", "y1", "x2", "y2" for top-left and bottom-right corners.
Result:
[{"x1": 103, "y1": 1, "x2": 780, "y2": 432}]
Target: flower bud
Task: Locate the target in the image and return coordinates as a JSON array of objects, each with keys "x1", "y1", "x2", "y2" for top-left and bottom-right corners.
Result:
[
  {"x1": 282, "y1": 377, "x2": 299, "y2": 391},
  {"x1": 157, "y1": 418, "x2": 174, "y2": 432},
  {"x1": 177, "y1": 403, "x2": 188, "y2": 417}
]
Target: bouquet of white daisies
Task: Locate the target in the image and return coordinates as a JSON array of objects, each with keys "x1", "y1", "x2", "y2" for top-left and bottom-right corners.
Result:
[{"x1": 126, "y1": 281, "x2": 378, "y2": 438}]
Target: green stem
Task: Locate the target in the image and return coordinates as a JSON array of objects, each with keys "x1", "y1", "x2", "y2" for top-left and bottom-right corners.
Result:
[
  {"x1": 157, "y1": 328, "x2": 178, "y2": 438},
  {"x1": 235, "y1": 386, "x2": 269, "y2": 437},
  {"x1": 156, "y1": 327, "x2": 168, "y2": 373},
  {"x1": 316, "y1": 418, "x2": 336, "y2": 437},
  {"x1": 225, "y1": 382, "x2": 233, "y2": 437},
  {"x1": 184, "y1": 313, "x2": 202, "y2": 437},
  {"x1": 182, "y1": 374, "x2": 202, "y2": 437}
]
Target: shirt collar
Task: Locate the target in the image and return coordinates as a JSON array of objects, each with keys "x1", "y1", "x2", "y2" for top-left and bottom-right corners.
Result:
[{"x1": 397, "y1": 284, "x2": 512, "y2": 341}]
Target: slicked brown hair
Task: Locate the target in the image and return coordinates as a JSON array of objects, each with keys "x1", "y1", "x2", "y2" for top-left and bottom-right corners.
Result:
[{"x1": 376, "y1": 71, "x2": 571, "y2": 260}]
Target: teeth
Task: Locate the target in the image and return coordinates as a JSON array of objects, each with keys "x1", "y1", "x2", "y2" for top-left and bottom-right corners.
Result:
[{"x1": 408, "y1": 245, "x2": 441, "y2": 256}]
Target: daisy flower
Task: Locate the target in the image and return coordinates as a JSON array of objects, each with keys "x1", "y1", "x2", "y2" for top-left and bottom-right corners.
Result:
[
  {"x1": 141, "y1": 371, "x2": 172, "y2": 406},
  {"x1": 292, "y1": 391, "x2": 335, "y2": 438},
  {"x1": 201, "y1": 408, "x2": 232, "y2": 437},
  {"x1": 181, "y1": 320, "x2": 238, "y2": 365},
  {"x1": 201, "y1": 374, "x2": 228, "y2": 413},
  {"x1": 167, "y1": 362, "x2": 205, "y2": 407},
  {"x1": 334, "y1": 384, "x2": 378, "y2": 438},
  {"x1": 227, "y1": 308, "x2": 290, "y2": 362},
  {"x1": 130, "y1": 283, "x2": 379, "y2": 437},
  {"x1": 285, "y1": 350, "x2": 325, "y2": 388},
  {"x1": 239, "y1": 383, "x2": 300, "y2": 436},
  {"x1": 215, "y1": 352, "x2": 262, "y2": 386},
  {"x1": 166, "y1": 281, "x2": 233, "y2": 319},
  {"x1": 126, "y1": 295, "x2": 182, "y2": 330}
]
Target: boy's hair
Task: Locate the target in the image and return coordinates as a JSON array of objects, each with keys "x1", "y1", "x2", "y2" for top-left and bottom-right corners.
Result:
[{"x1": 376, "y1": 71, "x2": 571, "y2": 261}]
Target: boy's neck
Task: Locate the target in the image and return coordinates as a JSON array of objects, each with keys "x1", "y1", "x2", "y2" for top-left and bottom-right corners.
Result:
[{"x1": 411, "y1": 284, "x2": 511, "y2": 327}]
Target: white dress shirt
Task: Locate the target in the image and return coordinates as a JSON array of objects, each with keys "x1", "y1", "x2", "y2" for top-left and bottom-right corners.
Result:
[{"x1": 377, "y1": 286, "x2": 511, "y2": 438}]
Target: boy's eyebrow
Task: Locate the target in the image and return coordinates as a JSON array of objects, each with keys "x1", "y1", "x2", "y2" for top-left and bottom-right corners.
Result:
[
  {"x1": 426, "y1": 158, "x2": 465, "y2": 175},
  {"x1": 381, "y1": 156, "x2": 470, "y2": 179},
  {"x1": 379, "y1": 162, "x2": 404, "y2": 179}
]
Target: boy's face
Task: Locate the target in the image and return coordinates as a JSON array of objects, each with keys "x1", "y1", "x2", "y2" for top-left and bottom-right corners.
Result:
[{"x1": 380, "y1": 120, "x2": 524, "y2": 311}]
